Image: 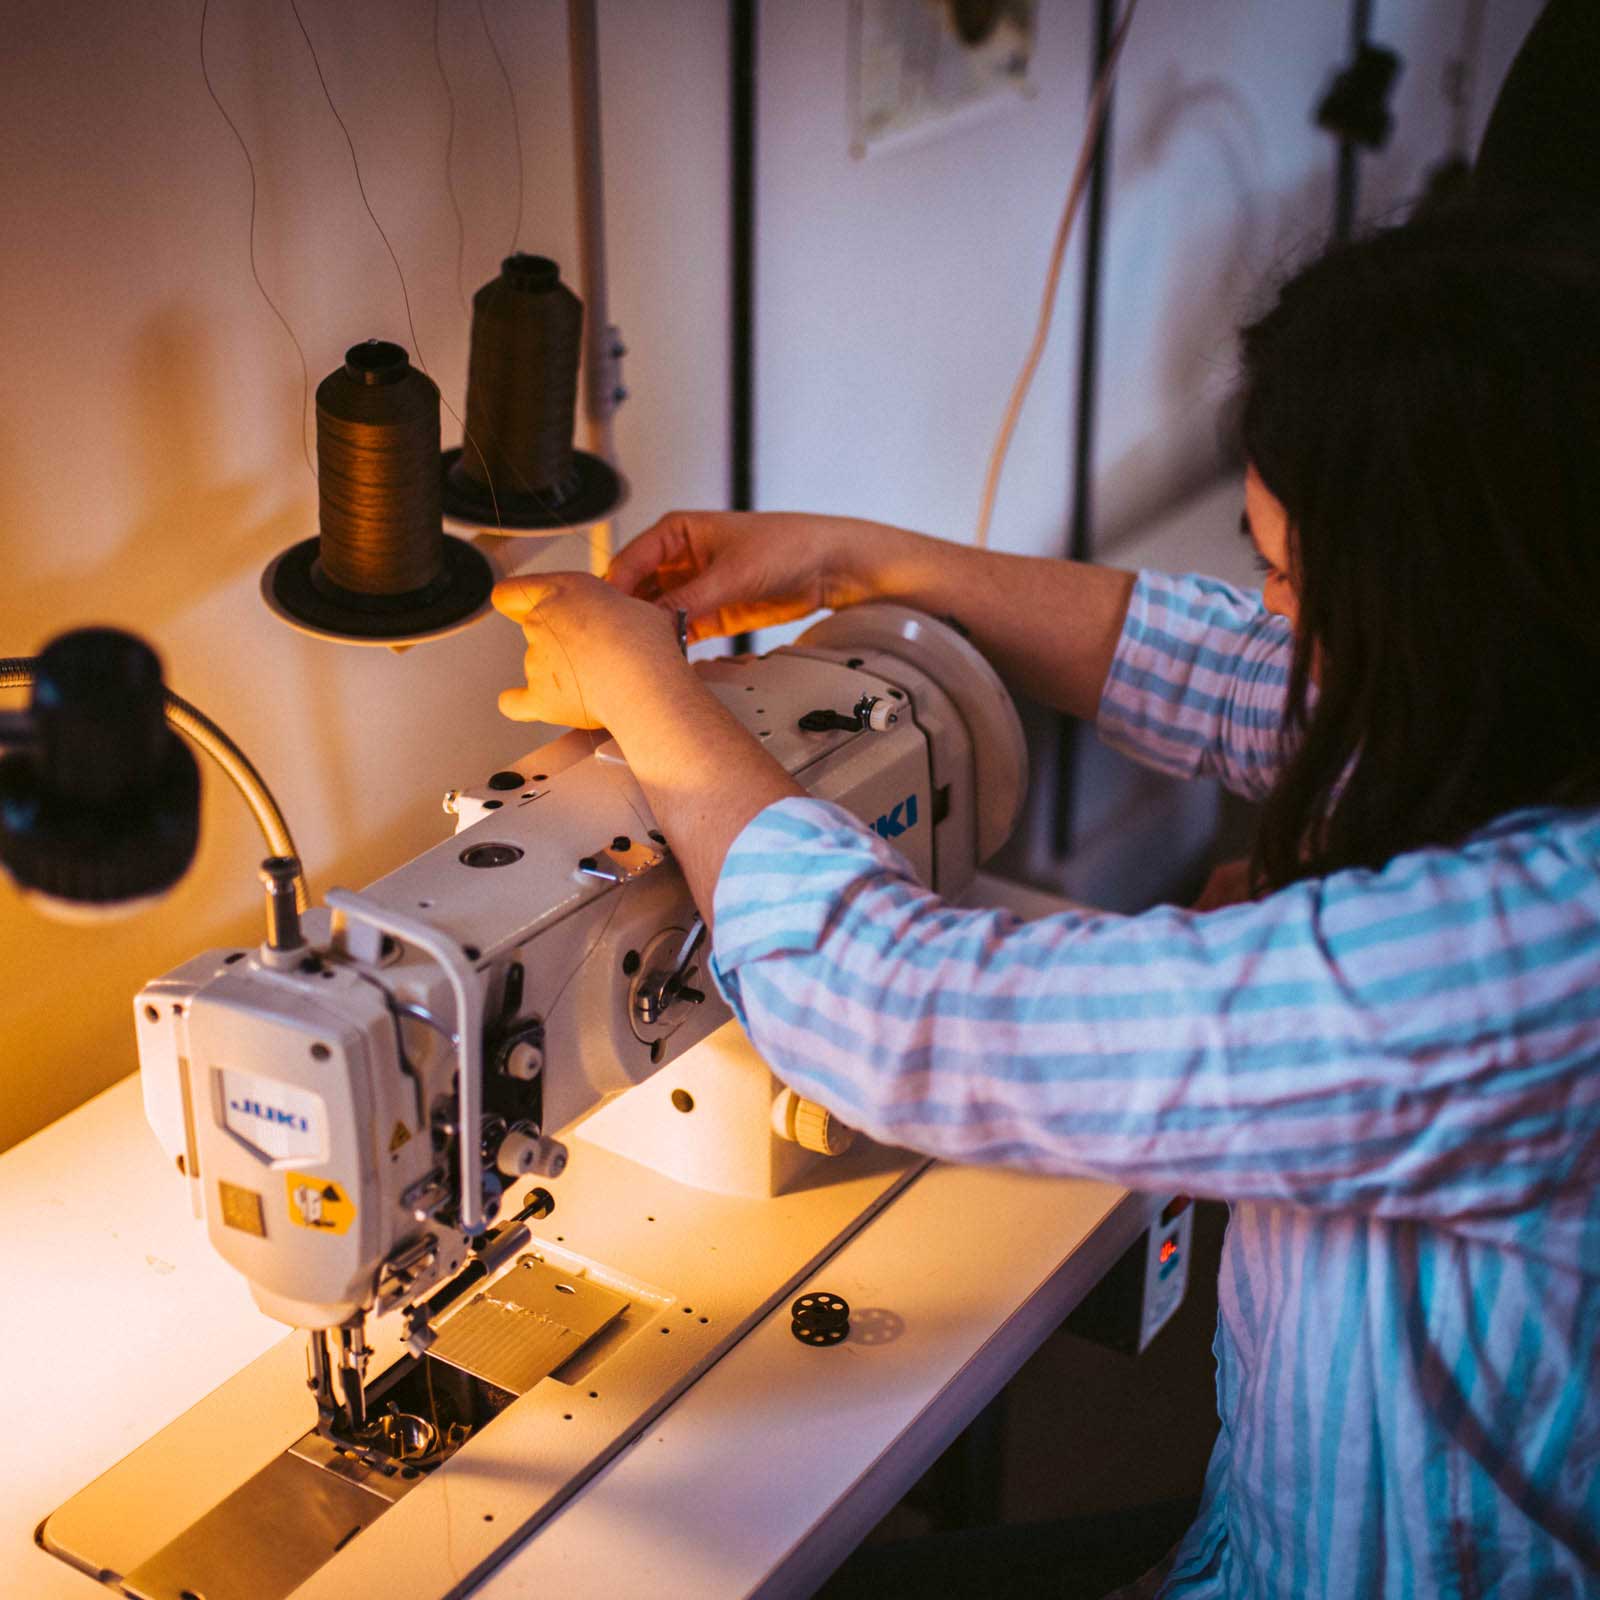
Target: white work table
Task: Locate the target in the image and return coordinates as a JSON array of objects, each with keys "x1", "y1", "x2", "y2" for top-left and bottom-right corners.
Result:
[{"x1": 3, "y1": 1071, "x2": 1146, "y2": 1599}]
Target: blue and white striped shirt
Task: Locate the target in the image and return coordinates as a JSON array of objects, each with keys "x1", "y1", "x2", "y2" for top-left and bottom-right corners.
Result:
[{"x1": 710, "y1": 571, "x2": 1600, "y2": 1597}]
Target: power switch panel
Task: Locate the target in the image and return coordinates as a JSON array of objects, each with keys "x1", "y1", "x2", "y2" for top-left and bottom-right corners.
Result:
[{"x1": 1139, "y1": 1196, "x2": 1193, "y2": 1352}]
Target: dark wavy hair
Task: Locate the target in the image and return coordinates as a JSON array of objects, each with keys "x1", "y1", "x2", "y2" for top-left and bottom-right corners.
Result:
[{"x1": 1239, "y1": 204, "x2": 1600, "y2": 890}]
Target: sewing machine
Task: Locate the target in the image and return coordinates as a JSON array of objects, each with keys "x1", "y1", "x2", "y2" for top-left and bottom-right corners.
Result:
[{"x1": 38, "y1": 604, "x2": 1036, "y2": 1600}]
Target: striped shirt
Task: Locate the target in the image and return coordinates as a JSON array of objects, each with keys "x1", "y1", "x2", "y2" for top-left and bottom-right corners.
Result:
[{"x1": 710, "y1": 570, "x2": 1600, "y2": 1598}]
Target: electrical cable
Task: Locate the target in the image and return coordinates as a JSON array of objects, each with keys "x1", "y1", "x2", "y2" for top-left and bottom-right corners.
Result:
[{"x1": 973, "y1": 0, "x2": 1139, "y2": 551}]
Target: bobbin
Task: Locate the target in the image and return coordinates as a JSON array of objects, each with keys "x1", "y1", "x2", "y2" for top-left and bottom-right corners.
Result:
[
  {"x1": 264, "y1": 340, "x2": 496, "y2": 648},
  {"x1": 441, "y1": 253, "x2": 625, "y2": 534}
]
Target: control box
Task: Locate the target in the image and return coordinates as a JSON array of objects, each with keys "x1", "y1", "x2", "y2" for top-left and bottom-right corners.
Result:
[{"x1": 1063, "y1": 1194, "x2": 1194, "y2": 1356}]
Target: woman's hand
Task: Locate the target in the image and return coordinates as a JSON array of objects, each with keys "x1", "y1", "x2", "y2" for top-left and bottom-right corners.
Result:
[
  {"x1": 492, "y1": 567, "x2": 803, "y2": 924},
  {"x1": 1192, "y1": 857, "x2": 1257, "y2": 911},
  {"x1": 606, "y1": 511, "x2": 881, "y2": 644},
  {"x1": 492, "y1": 571, "x2": 690, "y2": 731}
]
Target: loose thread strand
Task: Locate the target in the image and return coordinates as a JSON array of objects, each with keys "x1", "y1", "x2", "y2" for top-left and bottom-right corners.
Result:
[
  {"x1": 286, "y1": 0, "x2": 509, "y2": 536},
  {"x1": 433, "y1": 0, "x2": 470, "y2": 316},
  {"x1": 477, "y1": 0, "x2": 526, "y2": 255},
  {"x1": 286, "y1": 0, "x2": 431, "y2": 372},
  {"x1": 199, "y1": 0, "x2": 316, "y2": 483}
]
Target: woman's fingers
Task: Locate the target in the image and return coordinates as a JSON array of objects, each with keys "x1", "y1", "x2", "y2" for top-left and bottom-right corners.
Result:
[
  {"x1": 491, "y1": 575, "x2": 557, "y2": 623},
  {"x1": 497, "y1": 685, "x2": 543, "y2": 721},
  {"x1": 608, "y1": 515, "x2": 700, "y2": 598}
]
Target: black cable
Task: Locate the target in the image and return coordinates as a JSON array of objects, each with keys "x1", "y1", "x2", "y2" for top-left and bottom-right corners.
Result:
[
  {"x1": 729, "y1": 0, "x2": 757, "y2": 656},
  {"x1": 1333, "y1": 0, "x2": 1374, "y2": 243},
  {"x1": 1052, "y1": 0, "x2": 1120, "y2": 859}
]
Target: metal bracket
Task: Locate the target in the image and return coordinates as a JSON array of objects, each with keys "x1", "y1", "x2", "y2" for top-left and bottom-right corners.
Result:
[{"x1": 576, "y1": 833, "x2": 665, "y2": 885}]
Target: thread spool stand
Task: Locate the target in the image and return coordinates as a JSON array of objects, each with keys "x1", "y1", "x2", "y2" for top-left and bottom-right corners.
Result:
[{"x1": 262, "y1": 341, "x2": 497, "y2": 649}]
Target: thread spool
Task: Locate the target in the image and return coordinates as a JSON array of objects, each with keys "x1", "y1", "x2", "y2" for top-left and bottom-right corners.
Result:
[
  {"x1": 318, "y1": 339, "x2": 444, "y2": 595},
  {"x1": 440, "y1": 254, "x2": 623, "y2": 531},
  {"x1": 264, "y1": 340, "x2": 494, "y2": 645}
]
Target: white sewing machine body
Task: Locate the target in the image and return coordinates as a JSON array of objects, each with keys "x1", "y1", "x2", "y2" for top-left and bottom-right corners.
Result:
[{"x1": 40, "y1": 606, "x2": 1031, "y2": 1600}]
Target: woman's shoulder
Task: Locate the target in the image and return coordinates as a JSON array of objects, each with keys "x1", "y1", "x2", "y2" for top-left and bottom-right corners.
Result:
[
  {"x1": 1459, "y1": 803, "x2": 1600, "y2": 862},
  {"x1": 1295, "y1": 804, "x2": 1600, "y2": 933}
]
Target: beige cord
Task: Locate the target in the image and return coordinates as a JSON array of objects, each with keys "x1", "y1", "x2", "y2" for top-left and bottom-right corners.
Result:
[
  {"x1": 974, "y1": 0, "x2": 1141, "y2": 550},
  {"x1": 0, "y1": 660, "x2": 308, "y2": 912}
]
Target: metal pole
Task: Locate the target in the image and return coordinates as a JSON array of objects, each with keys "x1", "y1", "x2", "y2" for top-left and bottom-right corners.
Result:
[
  {"x1": 567, "y1": 0, "x2": 622, "y2": 574},
  {"x1": 1053, "y1": 0, "x2": 1120, "y2": 858}
]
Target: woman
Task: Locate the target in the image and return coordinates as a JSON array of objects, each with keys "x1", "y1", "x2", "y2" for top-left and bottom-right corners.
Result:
[{"x1": 492, "y1": 205, "x2": 1600, "y2": 1596}]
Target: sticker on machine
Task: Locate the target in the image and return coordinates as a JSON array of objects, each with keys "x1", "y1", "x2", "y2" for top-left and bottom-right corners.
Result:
[
  {"x1": 286, "y1": 1172, "x2": 356, "y2": 1234},
  {"x1": 218, "y1": 1068, "x2": 326, "y2": 1163}
]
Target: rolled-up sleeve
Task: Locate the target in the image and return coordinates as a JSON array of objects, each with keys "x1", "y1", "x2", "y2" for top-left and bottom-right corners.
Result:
[
  {"x1": 1096, "y1": 570, "x2": 1297, "y2": 801},
  {"x1": 711, "y1": 796, "x2": 1600, "y2": 1225}
]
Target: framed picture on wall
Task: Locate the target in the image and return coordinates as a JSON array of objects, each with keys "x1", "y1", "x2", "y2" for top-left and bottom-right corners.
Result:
[{"x1": 851, "y1": 0, "x2": 1037, "y2": 157}]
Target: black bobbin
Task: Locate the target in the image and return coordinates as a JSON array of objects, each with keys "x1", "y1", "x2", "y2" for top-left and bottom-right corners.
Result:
[
  {"x1": 790, "y1": 1319, "x2": 848, "y2": 1347},
  {"x1": 267, "y1": 340, "x2": 493, "y2": 642},
  {"x1": 792, "y1": 1292, "x2": 851, "y2": 1327},
  {"x1": 441, "y1": 254, "x2": 623, "y2": 531},
  {"x1": 790, "y1": 1291, "x2": 850, "y2": 1346}
]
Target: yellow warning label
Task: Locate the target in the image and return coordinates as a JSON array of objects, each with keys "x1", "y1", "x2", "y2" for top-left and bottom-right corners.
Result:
[
  {"x1": 388, "y1": 1120, "x2": 412, "y2": 1154},
  {"x1": 218, "y1": 1180, "x2": 266, "y2": 1237},
  {"x1": 286, "y1": 1172, "x2": 356, "y2": 1235}
]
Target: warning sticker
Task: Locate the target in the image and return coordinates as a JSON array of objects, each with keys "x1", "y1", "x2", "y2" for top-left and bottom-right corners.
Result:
[
  {"x1": 388, "y1": 1120, "x2": 412, "y2": 1154},
  {"x1": 286, "y1": 1172, "x2": 356, "y2": 1234}
]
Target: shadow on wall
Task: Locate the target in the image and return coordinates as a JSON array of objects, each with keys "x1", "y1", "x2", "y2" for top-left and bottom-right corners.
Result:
[
  {"x1": 1095, "y1": 67, "x2": 1340, "y2": 547},
  {"x1": 1097, "y1": 165, "x2": 1337, "y2": 550},
  {"x1": 0, "y1": 310, "x2": 308, "y2": 647}
]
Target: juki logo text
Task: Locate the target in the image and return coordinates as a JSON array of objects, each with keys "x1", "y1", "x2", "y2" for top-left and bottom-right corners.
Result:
[
  {"x1": 873, "y1": 793, "x2": 919, "y2": 840},
  {"x1": 228, "y1": 1097, "x2": 309, "y2": 1133}
]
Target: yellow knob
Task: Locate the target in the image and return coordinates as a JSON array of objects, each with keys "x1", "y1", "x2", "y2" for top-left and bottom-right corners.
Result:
[{"x1": 789, "y1": 1093, "x2": 855, "y2": 1156}]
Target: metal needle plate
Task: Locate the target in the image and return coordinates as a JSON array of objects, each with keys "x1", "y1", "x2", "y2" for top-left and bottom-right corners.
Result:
[{"x1": 427, "y1": 1256, "x2": 631, "y2": 1395}]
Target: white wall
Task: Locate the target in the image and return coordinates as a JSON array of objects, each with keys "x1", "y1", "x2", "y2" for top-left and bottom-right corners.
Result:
[
  {"x1": 0, "y1": 0, "x2": 730, "y2": 1152},
  {"x1": 752, "y1": 0, "x2": 1542, "y2": 902},
  {"x1": 757, "y1": 0, "x2": 1540, "y2": 554}
]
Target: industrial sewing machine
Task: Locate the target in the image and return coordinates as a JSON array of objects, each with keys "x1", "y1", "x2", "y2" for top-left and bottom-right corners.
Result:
[{"x1": 40, "y1": 605, "x2": 1029, "y2": 1600}]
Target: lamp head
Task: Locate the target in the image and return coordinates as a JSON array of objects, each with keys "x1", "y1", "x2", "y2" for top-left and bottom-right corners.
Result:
[{"x1": 0, "y1": 628, "x2": 200, "y2": 916}]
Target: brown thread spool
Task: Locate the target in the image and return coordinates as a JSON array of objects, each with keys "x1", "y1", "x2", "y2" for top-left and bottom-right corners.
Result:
[
  {"x1": 440, "y1": 255, "x2": 622, "y2": 530},
  {"x1": 264, "y1": 339, "x2": 494, "y2": 643},
  {"x1": 316, "y1": 340, "x2": 445, "y2": 597},
  {"x1": 460, "y1": 254, "x2": 581, "y2": 501}
]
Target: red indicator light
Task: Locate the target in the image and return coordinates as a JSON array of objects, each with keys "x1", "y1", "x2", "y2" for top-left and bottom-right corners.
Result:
[{"x1": 1159, "y1": 1238, "x2": 1178, "y2": 1264}]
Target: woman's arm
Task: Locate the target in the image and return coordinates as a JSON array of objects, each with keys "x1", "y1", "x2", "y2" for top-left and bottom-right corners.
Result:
[
  {"x1": 1098, "y1": 569, "x2": 1298, "y2": 802},
  {"x1": 611, "y1": 512, "x2": 1302, "y2": 801},
  {"x1": 608, "y1": 511, "x2": 1136, "y2": 722},
  {"x1": 713, "y1": 794, "x2": 1600, "y2": 1229},
  {"x1": 493, "y1": 573, "x2": 1600, "y2": 1232}
]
